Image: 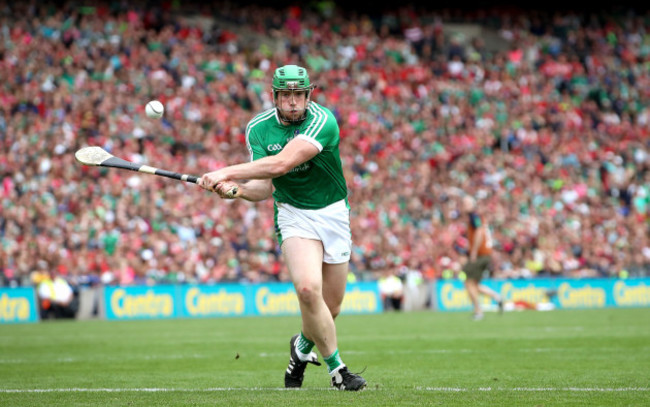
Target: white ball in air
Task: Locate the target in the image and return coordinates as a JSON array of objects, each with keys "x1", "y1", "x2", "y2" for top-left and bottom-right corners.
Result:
[{"x1": 145, "y1": 100, "x2": 164, "y2": 119}]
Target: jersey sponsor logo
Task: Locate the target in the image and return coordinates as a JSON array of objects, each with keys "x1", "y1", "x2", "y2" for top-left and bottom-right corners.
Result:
[
  {"x1": 267, "y1": 144, "x2": 284, "y2": 152},
  {"x1": 288, "y1": 162, "x2": 310, "y2": 173}
]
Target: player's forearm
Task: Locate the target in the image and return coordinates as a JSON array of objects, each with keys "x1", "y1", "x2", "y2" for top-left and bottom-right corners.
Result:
[
  {"x1": 238, "y1": 179, "x2": 273, "y2": 202},
  {"x1": 223, "y1": 156, "x2": 291, "y2": 180}
]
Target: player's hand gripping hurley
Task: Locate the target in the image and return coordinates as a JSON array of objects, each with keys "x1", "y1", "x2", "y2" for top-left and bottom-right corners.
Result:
[{"x1": 74, "y1": 146, "x2": 240, "y2": 198}]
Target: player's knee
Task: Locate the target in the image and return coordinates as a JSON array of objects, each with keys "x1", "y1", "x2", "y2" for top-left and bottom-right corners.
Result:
[{"x1": 295, "y1": 282, "x2": 322, "y2": 305}]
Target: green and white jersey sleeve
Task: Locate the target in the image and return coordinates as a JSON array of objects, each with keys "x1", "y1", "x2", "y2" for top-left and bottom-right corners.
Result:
[{"x1": 244, "y1": 103, "x2": 348, "y2": 210}]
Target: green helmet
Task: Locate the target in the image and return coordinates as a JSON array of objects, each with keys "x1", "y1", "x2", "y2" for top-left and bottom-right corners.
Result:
[
  {"x1": 272, "y1": 65, "x2": 312, "y2": 91},
  {"x1": 271, "y1": 65, "x2": 314, "y2": 123}
]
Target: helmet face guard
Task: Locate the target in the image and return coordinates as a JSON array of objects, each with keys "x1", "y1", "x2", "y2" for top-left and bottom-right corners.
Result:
[{"x1": 272, "y1": 65, "x2": 315, "y2": 123}]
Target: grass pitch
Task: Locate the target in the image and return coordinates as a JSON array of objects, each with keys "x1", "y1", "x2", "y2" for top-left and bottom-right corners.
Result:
[{"x1": 1, "y1": 308, "x2": 648, "y2": 406}]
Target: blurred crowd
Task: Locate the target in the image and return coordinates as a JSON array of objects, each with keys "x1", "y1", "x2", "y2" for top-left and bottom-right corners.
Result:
[{"x1": 1, "y1": 1, "x2": 650, "y2": 290}]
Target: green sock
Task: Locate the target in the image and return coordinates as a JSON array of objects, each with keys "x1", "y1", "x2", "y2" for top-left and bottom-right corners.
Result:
[
  {"x1": 297, "y1": 332, "x2": 315, "y2": 354},
  {"x1": 324, "y1": 349, "x2": 344, "y2": 373}
]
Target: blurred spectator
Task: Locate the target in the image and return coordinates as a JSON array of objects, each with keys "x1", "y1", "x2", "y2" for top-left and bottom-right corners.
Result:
[
  {"x1": 34, "y1": 261, "x2": 78, "y2": 319},
  {"x1": 378, "y1": 269, "x2": 404, "y2": 311}
]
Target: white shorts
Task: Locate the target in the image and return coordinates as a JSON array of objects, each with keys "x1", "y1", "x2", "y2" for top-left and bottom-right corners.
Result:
[{"x1": 275, "y1": 199, "x2": 352, "y2": 264}]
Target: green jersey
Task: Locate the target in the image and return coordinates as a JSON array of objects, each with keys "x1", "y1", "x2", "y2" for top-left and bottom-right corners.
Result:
[{"x1": 245, "y1": 102, "x2": 348, "y2": 209}]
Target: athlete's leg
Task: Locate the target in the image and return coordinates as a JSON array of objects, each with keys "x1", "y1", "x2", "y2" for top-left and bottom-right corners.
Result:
[
  {"x1": 282, "y1": 237, "x2": 338, "y2": 358},
  {"x1": 476, "y1": 257, "x2": 503, "y2": 313},
  {"x1": 478, "y1": 284, "x2": 503, "y2": 313},
  {"x1": 322, "y1": 262, "x2": 348, "y2": 320},
  {"x1": 464, "y1": 278, "x2": 482, "y2": 317},
  {"x1": 478, "y1": 284, "x2": 500, "y2": 302},
  {"x1": 320, "y1": 261, "x2": 366, "y2": 391}
]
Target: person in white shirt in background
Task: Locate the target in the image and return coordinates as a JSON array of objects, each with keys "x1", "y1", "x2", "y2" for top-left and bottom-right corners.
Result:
[{"x1": 36, "y1": 262, "x2": 77, "y2": 319}]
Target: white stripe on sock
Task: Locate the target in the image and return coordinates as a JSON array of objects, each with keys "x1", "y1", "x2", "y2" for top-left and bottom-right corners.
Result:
[{"x1": 295, "y1": 348, "x2": 312, "y2": 362}]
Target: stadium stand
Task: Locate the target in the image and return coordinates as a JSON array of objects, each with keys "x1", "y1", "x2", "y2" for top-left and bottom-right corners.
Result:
[{"x1": 1, "y1": 1, "x2": 649, "y2": 298}]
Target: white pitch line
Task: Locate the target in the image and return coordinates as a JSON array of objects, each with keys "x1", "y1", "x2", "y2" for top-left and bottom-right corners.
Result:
[
  {"x1": 1, "y1": 387, "x2": 648, "y2": 393},
  {"x1": 418, "y1": 387, "x2": 649, "y2": 392},
  {"x1": 511, "y1": 388, "x2": 650, "y2": 392},
  {"x1": 0, "y1": 388, "x2": 324, "y2": 393}
]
